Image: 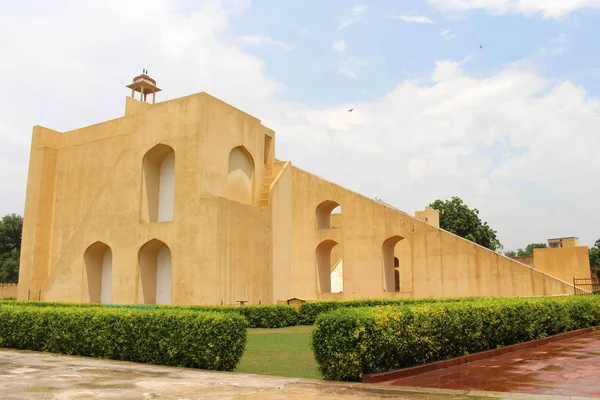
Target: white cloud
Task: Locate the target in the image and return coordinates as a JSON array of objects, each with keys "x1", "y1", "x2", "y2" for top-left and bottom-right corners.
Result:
[
  {"x1": 0, "y1": 0, "x2": 599, "y2": 252},
  {"x1": 239, "y1": 35, "x2": 292, "y2": 50},
  {"x1": 332, "y1": 40, "x2": 346, "y2": 54},
  {"x1": 338, "y1": 5, "x2": 367, "y2": 30},
  {"x1": 427, "y1": 0, "x2": 600, "y2": 19},
  {"x1": 539, "y1": 33, "x2": 567, "y2": 56},
  {"x1": 393, "y1": 15, "x2": 435, "y2": 24},
  {"x1": 440, "y1": 29, "x2": 457, "y2": 40},
  {"x1": 272, "y1": 60, "x2": 600, "y2": 250},
  {"x1": 337, "y1": 58, "x2": 368, "y2": 79}
]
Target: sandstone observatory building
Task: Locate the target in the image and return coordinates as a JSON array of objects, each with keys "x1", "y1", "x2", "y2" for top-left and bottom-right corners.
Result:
[{"x1": 17, "y1": 73, "x2": 591, "y2": 305}]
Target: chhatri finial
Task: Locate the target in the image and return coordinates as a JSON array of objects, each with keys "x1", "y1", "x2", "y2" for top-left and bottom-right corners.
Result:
[{"x1": 127, "y1": 70, "x2": 162, "y2": 104}]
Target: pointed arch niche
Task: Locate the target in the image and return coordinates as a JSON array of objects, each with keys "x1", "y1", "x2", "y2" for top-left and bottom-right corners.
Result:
[
  {"x1": 316, "y1": 239, "x2": 344, "y2": 293},
  {"x1": 84, "y1": 241, "x2": 112, "y2": 304},
  {"x1": 382, "y1": 235, "x2": 412, "y2": 293},
  {"x1": 316, "y1": 200, "x2": 342, "y2": 229},
  {"x1": 138, "y1": 239, "x2": 172, "y2": 305},
  {"x1": 228, "y1": 146, "x2": 255, "y2": 205},
  {"x1": 141, "y1": 144, "x2": 175, "y2": 223}
]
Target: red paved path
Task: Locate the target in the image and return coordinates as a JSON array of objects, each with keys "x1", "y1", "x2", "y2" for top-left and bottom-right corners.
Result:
[{"x1": 387, "y1": 330, "x2": 600, "y2": 398}]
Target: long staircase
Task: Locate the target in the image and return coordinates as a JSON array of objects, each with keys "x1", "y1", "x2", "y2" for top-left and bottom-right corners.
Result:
[{"x1": 257, "y1": 162, "x2": 286, "y2": 208}]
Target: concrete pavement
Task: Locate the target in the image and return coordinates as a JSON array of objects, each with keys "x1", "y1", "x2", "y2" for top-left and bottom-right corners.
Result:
[{"x1": 0, "y1": 349, "x2": 596, "y2": 399}]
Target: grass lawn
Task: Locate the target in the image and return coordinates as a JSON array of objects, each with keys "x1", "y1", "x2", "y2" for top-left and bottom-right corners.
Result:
[{"x1": 235, "y1": 325, "x2": 320, "y2": 380}]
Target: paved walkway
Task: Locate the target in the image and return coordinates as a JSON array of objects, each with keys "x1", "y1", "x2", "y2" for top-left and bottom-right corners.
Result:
[
  {"x1": 0, "y1": 349, "x2": 588, "y2": 400},
  {"x1": 388, "y1": 330, "x2": 600, "y2": 398}
]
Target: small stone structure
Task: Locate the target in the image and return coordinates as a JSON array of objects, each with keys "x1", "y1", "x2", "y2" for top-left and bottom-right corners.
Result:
[{"x1": 0, "y1": 284, "x2": 18, "y2": 299}]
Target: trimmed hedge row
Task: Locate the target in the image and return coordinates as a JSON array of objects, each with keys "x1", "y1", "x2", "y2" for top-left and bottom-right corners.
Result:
[
  {"x1": 169, "y1": 305, "x2": 299, "y2": 328},
  {"x1": 298, "y1": 296, "x2": 482, "y2": 325},
  {"x1": 311, "y1": 296, "x2": 600, "y2": 381},
  {"x1": 0, "y1": 300, "x2": 103, "y2": 308},
  {"x1": 0, "y1": 305, "x2": 247, "y2": 370},
  {"x1": 0, "y1": 300, "x2": 298, "y2": 328}
]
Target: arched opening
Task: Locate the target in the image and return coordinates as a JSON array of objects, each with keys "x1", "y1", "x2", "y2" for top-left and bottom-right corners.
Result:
[
  {"x1": 228, "y1": 146, "x2": 254, "y2": 205},
  {"x1": 394, "y1": 257, "x2": 400, "y2": 292},
  {"x1": 138, "y1": 239, "x2": 172, "y2": 305},
  {"x1": 263, "y1": 134, "x2": 273, "y2": 166},
  {"x1": 383, "y1": 236, "x2": 404, "y2": 292},
  {"x1": 316, "y1": 201, "x2": 342, "y2": 229},
  {"x1": 84, "y1": 241, "x2": 112, "y2": 304},
  {"x1": 141, "y1": 144, "x2": 175, "y2": 222},
  {"x1": 316, "y1": 240, "x2": 343, "y2": 293}
]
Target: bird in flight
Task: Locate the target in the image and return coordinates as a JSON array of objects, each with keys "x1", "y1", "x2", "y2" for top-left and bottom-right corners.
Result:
[{"x1": 348, "y1": 108, "x2": 354, "y2": 112}]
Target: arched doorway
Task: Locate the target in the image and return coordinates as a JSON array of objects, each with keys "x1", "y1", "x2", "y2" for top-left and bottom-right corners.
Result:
[
  {"x1": 228, "y1": 146, "x2": 254, "y2": 204},
  {"x1": 141, "y1": 144, "x2": 175, "y2": 222},
  {"x1": 316, "y1": 239, "x2": 343, "y2": 293},
  {"x1": 138, "y1": 239, "x2": 172, "y2": 304},
  {"x1": 382, "y1": 236, "x2": 405, "y2": 292},
  {"x1": 315, "y1": 201, "x2": 342, "y2": 229},
  {"x1": 84, "y1": 241, "x2": 112, "y2": 304}
]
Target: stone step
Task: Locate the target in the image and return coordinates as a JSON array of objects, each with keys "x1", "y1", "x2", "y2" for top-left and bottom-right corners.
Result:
[
  {"x1": 257, "y1": 199, "x2": 269, "y2": 207},
  {"x1": 263, "y1": 176, "x2": 276, "y2": 186}
]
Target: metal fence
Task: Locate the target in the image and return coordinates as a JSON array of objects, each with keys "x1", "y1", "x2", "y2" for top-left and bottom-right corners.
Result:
[{"x1": 573, "y1": 277, "x2": 600, "y2": 295}]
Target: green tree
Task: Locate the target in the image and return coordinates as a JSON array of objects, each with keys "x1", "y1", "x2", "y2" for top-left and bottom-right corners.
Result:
[
  {"x1": 0, "y1": 214, "x2": 23, "y2": 283},
  {"x1": 590, "y1": 239, "x2": 600, "y2": 279},
  {"x1": 504, "y1": 250, "x2": 517, "y2": 257},
  {"x1": 505, "y1": 242, "x2": 547, "y2": 258},
  {"x1": 519, "y1": 242, "x2": 547, "y2": 256},
  {"x1": 430, "y1": 197, "x2": 502, "y2": 252}
]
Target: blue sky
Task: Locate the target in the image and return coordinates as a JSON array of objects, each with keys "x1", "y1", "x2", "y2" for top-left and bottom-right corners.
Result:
[
  {"x1": 226, "y1": 1, "x2": 600, "y2": 105},
  {"x1": 0, "y1": 0, "x2": 599, "y2": 251}
]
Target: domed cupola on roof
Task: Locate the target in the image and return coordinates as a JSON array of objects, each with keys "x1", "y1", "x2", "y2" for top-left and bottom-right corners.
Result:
[{"x1": 126, "y1": 69, "x2": 162, "y2": 104}]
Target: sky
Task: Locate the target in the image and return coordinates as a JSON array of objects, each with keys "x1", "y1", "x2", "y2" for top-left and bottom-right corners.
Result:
[{"x1": 0, "y1": 0, "x2": 599, "y2": 252}]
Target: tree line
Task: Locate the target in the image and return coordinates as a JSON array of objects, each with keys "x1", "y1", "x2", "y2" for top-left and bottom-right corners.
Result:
[{"x1": 0, "y1": 213, "x2": 22, "y2": 283}]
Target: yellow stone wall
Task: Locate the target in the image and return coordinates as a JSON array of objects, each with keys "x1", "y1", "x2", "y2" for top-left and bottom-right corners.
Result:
[
  {"x1": 533, "y1": 247, "x2": 591, "y2": 284},
  {"x1": 414, "y1": 206, "x2": 440, "y2": 228},
  {"x1": 19, "y1": 93, "x2": 274, "y2": 304},
  {"x1": 287, "y1": 167, "x2": 575, "y2": 300},
  {"x1": 511, "y1": 256, "x2": 535, "y2": 267},
  {"x1": 18, "y1": 90, "x2": 582, "y2": 305}
]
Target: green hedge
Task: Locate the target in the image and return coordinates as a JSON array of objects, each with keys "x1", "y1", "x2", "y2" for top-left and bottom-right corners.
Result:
[
  {"x1": 298, "y1": 296, "x2": 483, "y2": 325},
  {"x1": 0, "y1": 300, "x2": 102, "y2": 308},
  {"x1": 0, "y1": 305, "x2": 247, "y2": 370},
  {"x1": 170, "y1": 305, "x2": 299, "y2": 328},
  {"x1": 0, "y1": 300, "x2": 298, "y2": 328},
  {"x1": 311, "y1": 296, "x2": 600, "y2": 381}
]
